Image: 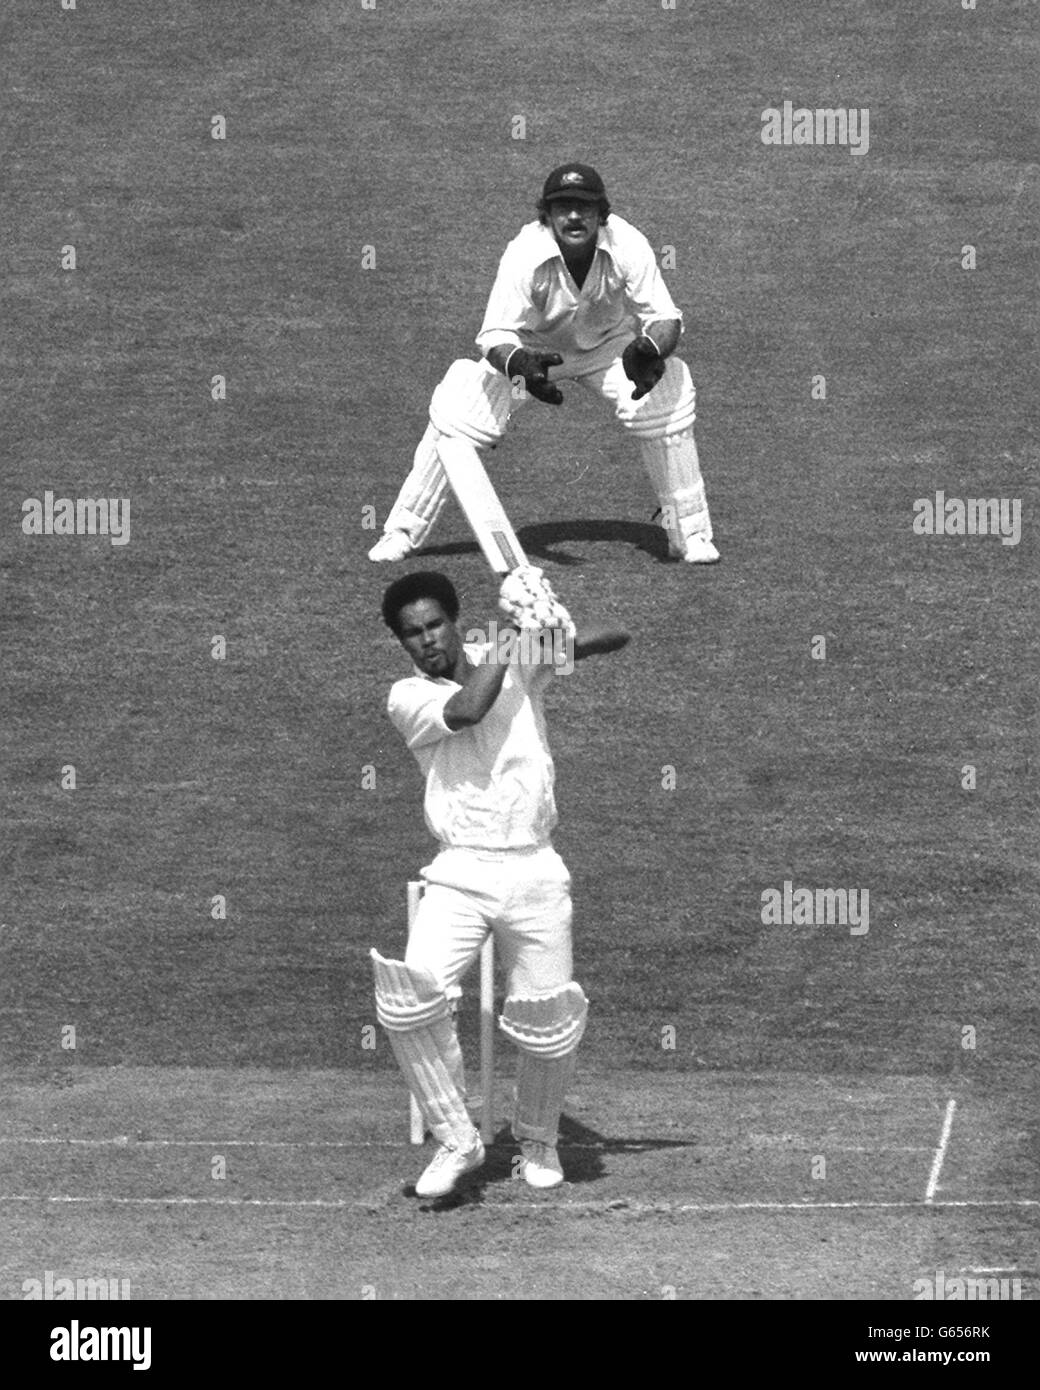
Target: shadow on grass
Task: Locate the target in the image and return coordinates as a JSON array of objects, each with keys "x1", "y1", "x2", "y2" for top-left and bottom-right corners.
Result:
[
  {"x1": 417, "y1": 517, "x2": 671, "y2": 569},
  {"x1": 408, "y1": 1112, "x2": 700, "y2": 1212}
]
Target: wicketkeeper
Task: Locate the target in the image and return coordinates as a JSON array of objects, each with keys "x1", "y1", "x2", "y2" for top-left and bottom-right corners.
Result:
[
  {"x1": 369, "y1": 162, "x2": 720, "y2": 566},
  {"x1": 371, "y1": 568, "x2": 628, "y2": 1197}
]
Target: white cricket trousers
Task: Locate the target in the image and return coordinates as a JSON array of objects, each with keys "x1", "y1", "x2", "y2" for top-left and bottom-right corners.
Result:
[{"x1": 404, "y1": 845, "x2": 574, "y2": 996}]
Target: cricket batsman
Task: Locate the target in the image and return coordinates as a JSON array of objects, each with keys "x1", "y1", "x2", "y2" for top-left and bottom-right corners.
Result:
[
  {"x1": 371, "y1": 568, "x2": 629, "y2": 1197},
  {"x1": 368, "y1": 163, "x2": 720, "y2": 566}
]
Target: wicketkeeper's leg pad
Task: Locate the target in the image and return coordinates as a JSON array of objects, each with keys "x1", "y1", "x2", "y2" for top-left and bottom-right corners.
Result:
[
  {"x1": 383, "y1": 423, "x2": 451, "y2": 544},
  {"x1": 383, "y1": 357, "x2": 516, "y2": 547},
  {"x1": 639, "y1": 431, "x2": 713, "y2": 545},
  {"x1": 371, "y1": 949, "x2": 476, "y2": 1148},
  {"x1": 429, "y1": 358, "x2": 516, "y2": 448},
  {"x1": 608, "y1": 355, "x2": 697, "y2": 437},
  {"x1": 501, "y1": 984, "x2": 589, "y2": 1146}
]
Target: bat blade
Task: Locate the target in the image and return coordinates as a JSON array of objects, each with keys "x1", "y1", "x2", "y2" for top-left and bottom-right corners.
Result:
[{"x1": 437, "y1": 436, "x2": 527, "y2": 574}]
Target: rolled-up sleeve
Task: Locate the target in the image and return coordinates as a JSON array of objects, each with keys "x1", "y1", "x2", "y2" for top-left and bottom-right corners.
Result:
[
  {"x1": 387, "y1": 679, "x2": 456, "y2": 751},
  {"x1": 618, "y1": 226, "x2": 682, "y2": 334},
  {"x1": 475, "y1": 242, "x2": 536, "y2": 357}
]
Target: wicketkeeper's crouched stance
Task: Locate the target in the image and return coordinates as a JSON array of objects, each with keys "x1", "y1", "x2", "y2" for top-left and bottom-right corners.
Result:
[
  {"x1": 372, "y1": 568, "x2": 628, "y2": 1197},
  {"x1": 369, "y1": 163, "x2": 719, "y2": 567}
]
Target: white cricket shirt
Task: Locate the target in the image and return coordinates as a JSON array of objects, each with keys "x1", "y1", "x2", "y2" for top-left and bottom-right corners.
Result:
[
  {"x1": 475, "y1": 214, "x2": 682, "y2": 360},
  {"x1": 388, "y1": 644, "x2": 557, "y2": 850}
]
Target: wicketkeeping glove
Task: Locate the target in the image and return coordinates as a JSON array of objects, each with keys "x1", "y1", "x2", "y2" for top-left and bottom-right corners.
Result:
[
  {"x1": 505, "y1": 349, "x2": 565, "y2": 406},
  {"x1": 498, "y1": 565, "x2": 575, "y2": 634},
  {"x1": 622, "y1": 335, "x2": 666, "y2": 400}
]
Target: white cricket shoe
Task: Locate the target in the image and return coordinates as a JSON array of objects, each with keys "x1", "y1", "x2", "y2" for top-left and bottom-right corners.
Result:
[
  {"x1": 367, "y1": 530, "x2": 414, "y2": 563},
  {"x1": 671, "y1": 534, "x2": 720, "y2": 564},
  {"x1": 518, "y1": 1140, "x2": 565, "y2": 1189},
  {"x1": 415, "y1": 1134, "x2": 485, "y2": 1198}
]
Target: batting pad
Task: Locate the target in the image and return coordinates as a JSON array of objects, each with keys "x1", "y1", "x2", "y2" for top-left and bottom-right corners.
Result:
[
  {"x1": 370, "y1": 949, "x2": 475, "y2": 1146},
  {"x1": 513, "y1": 1048, "x2": 580, "y2": 1146},
  {"x1": 499, "y1": 982, "x2": 589, "y2": 1058},
  {"x1": 502, "y1": 985, "x2": 588, "y2": 1144}
]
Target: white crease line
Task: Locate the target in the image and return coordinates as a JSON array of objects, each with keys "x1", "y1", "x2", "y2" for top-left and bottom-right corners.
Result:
[
  {"x1": 2, "y1": 1136, "x2": 670, "y2": 1154},
  {"x1": 925, "y1": 1097, "x2": 957, "y2": 1203},
  {"x1": 0, "y1": 1195, "x2": 1035, "y2": 1213},
  {"x1": 0, "y1": 1137, "x2": 379, "y2": 1150},
  {"x1": 0, "y1": 1136, "x2": 935, "y2": 1152},
  {"x1": 12, "y1": 1137, "x2": 557, "y2": 1151}
]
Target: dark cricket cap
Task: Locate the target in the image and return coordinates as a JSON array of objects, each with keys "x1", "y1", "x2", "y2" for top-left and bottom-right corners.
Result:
[{"x1": 541, "y1": 163, "x2": 607, "y2": 203}]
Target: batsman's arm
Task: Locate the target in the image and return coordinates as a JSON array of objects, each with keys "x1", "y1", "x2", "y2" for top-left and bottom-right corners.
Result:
[
  {"x1": 443, "y1": 627, "x2": 520, "y2": 729},
  {"x1": 573, "y1": 625, "x2": 631, "y2": 662}
]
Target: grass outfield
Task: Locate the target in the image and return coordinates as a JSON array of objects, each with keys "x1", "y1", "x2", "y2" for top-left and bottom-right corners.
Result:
[{"x1": 1, "y1": 0, "x2": 1037, "y2": 1302}]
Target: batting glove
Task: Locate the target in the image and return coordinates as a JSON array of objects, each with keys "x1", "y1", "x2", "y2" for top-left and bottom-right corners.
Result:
[
  {"x1": 622, "y1": 335, "x2": 666, "y2": 400},
  {"x1": 505, "y1": 348, "x2": 565, "y2": 406},
  {"x1": 498, "y1": 565, "x2": 574, "y2": 633}
]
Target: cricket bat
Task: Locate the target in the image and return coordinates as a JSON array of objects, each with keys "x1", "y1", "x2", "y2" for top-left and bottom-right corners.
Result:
[{"x1": 437, "y1": 436, "x2": 526, "y2": 574}]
